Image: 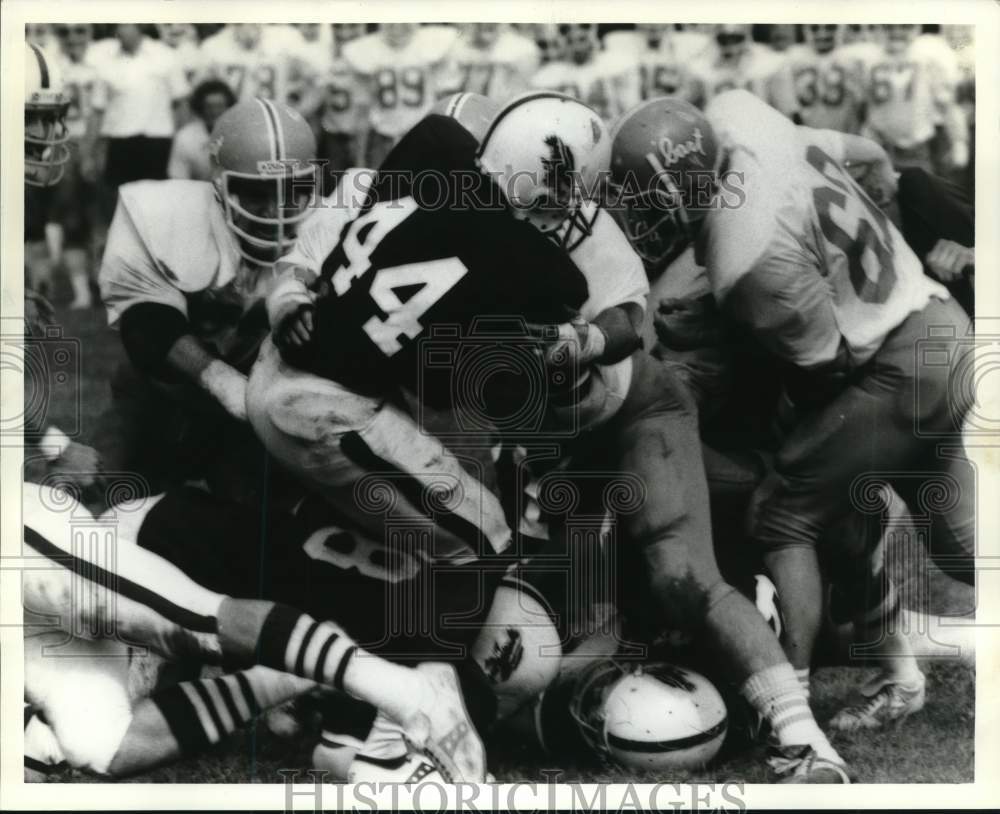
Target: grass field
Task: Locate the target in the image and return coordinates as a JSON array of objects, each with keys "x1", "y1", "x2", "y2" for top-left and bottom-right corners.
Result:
[{"x1": 28, "y1": 300, "x2": 977, "y2": 785}]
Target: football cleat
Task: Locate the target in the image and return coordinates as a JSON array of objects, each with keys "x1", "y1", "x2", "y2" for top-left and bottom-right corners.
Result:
[
  {"x1": 828, "y1": 671, "x2": 926, "y2": 732},
  {"x1": 767, "y1": 744, "x2": 852, "y2": 784},
  {"x1": 397, "y1": 662, "x2": 487, "y2": 783}
]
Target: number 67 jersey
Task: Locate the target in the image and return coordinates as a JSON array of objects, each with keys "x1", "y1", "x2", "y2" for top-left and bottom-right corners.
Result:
[
  {"x1": 281, "y1": 113, "x2": 589, "y2": 405},
  {"x1": 701, "y1": 90, "x2": 947, "y2": 371}
]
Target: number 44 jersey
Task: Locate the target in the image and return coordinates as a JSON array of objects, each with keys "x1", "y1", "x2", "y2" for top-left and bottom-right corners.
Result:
[
  {"x1": 281, "y1": 114, "x2": 589, "y2": 406},
  {"x1": 701, "y1": 90, "x2": 947, "y2": 370}
]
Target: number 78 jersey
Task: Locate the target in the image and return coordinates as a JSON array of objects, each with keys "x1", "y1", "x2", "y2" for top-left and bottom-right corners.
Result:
[
  {"x1": 703, "y1": 91, "x2": 947, "y2": 369},
  {"x1": 283, "y1": 114, "x2": 588, "y2": 403}
]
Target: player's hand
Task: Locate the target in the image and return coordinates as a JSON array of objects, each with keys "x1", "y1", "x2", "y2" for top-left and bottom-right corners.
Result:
[
  {"x1": 268, "y1": 270, "x2": 317, "y2": 349},
  {"x1": 654, "y1": 296, "x2": 718, "y2": 350},
  {"x1": 527, "y1": 317, "x2": 607, "y2": 368},
  {"x1": 274, "y1": 304, "x2": 315, "y2": 350},
  {"x1": 48, "y1": 441, "x2": 103, "y2": 498},
  {"x1": 926, "y1": 238, "x2": 974, "y2": 283}
]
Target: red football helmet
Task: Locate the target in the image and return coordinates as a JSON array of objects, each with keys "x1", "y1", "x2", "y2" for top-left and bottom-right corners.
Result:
[
  {"x1": 209, "y1": 98, "x2": 319, "y2": 267},
  {"x1": 431, "y1": 92, "x2": 501, "y2": 143},
  {"x1": 608, "y1": 97, "x2": 722, "y2": 270}
]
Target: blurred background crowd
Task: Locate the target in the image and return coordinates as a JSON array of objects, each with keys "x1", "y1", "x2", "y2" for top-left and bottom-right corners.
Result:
[{"x1": 24, "y1": 21, "x2": 974, "y2": 311}]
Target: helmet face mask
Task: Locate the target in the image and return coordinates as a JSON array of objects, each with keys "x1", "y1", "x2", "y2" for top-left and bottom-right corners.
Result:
[
  {"x1": 25, "y1": 43, "x2": 71, "y2": 188},
  {"x1": 609, "y1": 96, "x2": 721, "y2": 273},
  {"x1": 218, "y1": 172, "x2": 315, "y2": 265},
  {"x1": 715, "y1": 24, "x2": 749, "y2": 62},
  {"x1": 610, "y1": 186, "x2": 692, "y2": 268},
  {"x1": 209, "y1": 98, "x2": 319, "y2": 268}
]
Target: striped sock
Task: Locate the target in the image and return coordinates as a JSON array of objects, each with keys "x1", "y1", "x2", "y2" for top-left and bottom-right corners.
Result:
[
  {"x1": 154, "y1": 666, "x2": 314, "y2": 754},
  {"x1": 794, "y1": 668, "x2": 811, "y2": 699},
  {"x1": 258, "y1": 605, "x2": 358, "y2": 689},
  {"x1": 741, "y1": 663, "x2": 834, "y2": 758}
]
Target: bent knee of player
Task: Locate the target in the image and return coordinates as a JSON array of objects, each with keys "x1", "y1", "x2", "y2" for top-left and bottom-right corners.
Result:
[{"x1": 46, "y1": 677, "x2": 133, "y2": 775}]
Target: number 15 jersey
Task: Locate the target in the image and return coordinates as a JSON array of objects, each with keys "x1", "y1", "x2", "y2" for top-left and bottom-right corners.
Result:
[
  {"x1": 282, "y1": 114, "x2": 589, "y2": 405},
  {"x1": 702, "y1": 90, "x2": 947, "y2": 370}
]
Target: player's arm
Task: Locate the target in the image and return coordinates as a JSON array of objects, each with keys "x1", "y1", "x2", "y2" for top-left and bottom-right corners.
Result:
[
  {"x1": 723, "y1": 252, "x2": 848, "y2": 407},
  {"x1": 101, "y1": 203, "x2": 249, "y2": 421},
  {"x1": 812, "y1": 127, "x2": 898, "y2": 205}
]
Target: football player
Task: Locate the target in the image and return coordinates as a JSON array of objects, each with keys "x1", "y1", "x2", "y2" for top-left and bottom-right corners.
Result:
[
  {"x1": 604, "y1": 24, "x2": 699, "y2": 105},
  {"x1": 478, "y1": 93, "x2": 853, "y2": 783},
  {"x1": 18, "y1": 481, "x2": 487, "y2": 782},
  {"x1": 45, "y1": 24, "x2": 106, "y2": 309},
  {"x1": 769, "y1": 24, "x2": 868, "y2": 133},
  {"x1": 342, "y1": 23, "x2": 458, "y2": 168},
  {"x1": 96, "y1": 99, "x2": 321, "y2": 498},
  {"x1": 441, "y1": 23, "x2": 540, "y2": 102},
  {"x1": 156, "y1": 23, "x2": 204, "y2": 88},
  {"x1": 859, "y1": 24, "x2": 968, "y2": 174},
  {"x1": 689, "y1": 24, "x2": 784, "y2": 106},
  {"x1": 317, "y1": 23, "x2": 369, "y2": 177},
  {"x1": 608, "y1": 91, "x2": 974, "y2": 733},
  {"x1": 199, "y1": 24, "x2": 309, "y2": 109},
  {"x1": 529, "y1": 24, "x2": 640, "y2": 120},
  {"x1": 24, "y1": 41, "x2": 71, "y2": 300}
]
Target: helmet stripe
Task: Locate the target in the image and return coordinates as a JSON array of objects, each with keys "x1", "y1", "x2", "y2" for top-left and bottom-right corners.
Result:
[
  {"x1": 254, "y1": 97, "x2": 279, "y2": 161},
  {"x1": 260, "y1": 98, "x2": 286, "y2": 160},
  {"x1": 446, "y1": 92, "x2": 469, "y2": 119},
  {"x1": 29, "y1": 43, "x2": 49, "y2": 88}
]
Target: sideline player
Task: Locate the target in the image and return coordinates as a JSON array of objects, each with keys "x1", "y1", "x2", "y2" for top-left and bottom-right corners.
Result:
[{"x1": 607, "y1": 91, "x2": 974, "y2": 731}]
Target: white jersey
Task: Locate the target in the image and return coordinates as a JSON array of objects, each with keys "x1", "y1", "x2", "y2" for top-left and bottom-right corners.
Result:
[
  {"x1": 441, "y1": 28, "x2": 540, "y2": 102},
  {"x1": 344, "y1": 26, "x2": 458, "y2": 139},
  {"x1": 770, "y1": 44, "x2": 868, "y2": 132},
  {"x1": 58, "y1": 50, "x2": 101, "y2": 141},
  {"x1": 858, "y1": 39, "x2": 956, "y2": 149},
  {"x1": 703, "y1": 90, "x2": 947, "y2": 369},
  {"x1": 200, "y1": 25, "x2": 306, "y2": 104},
  {"x1": 320, "y1": 56, "x2": 369, "y2": 135},
  {"x1": 529, "y1": 49, "x2": 640, "y2": 121},
  {"x1": 690, "y1": 44, "x2": 784, "y2": 105}
]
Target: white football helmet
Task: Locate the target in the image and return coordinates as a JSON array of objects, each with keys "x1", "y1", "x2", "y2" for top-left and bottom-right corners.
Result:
[
  {"x1": 477, "y1": 91, "x2": 610, "y2": 250},
  {"x1": 24, "y1": 42, "x2": 70, "y2": 187},
  {"x1": 570, "y1": 660, "x2": 728, "y2": 770}
]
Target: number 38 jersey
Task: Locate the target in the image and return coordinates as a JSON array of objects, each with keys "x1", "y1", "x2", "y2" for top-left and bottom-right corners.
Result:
[
  {"x1": 282, "y1": 114, "x2": 589, "y2": 405},
  {"x1": 702, "y1": 90, "x2": 947, "y2": 370}
]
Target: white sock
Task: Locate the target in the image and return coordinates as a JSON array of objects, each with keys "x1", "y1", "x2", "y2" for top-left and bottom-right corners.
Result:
[{"x1": 741, "y1": 663, "x2": 840, "y2": 762}]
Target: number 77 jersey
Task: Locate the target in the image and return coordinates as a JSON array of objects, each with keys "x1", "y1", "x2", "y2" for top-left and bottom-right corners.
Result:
[
  {"x1": 282, "y1": 113, "x2": 589, "y2": 405},
  {"x1": 702, "y1": 90, "x2": 947, "y2": 369}
]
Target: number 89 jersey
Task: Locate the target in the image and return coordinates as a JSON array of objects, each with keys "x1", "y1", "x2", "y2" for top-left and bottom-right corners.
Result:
[
  {"x1": 344, "y1": 26, "x2": 459, "y2": 140},
  {"x1": 284, "y1": 114, "x2": 589, "y2": 405},
  {"x1": 703, "y1": 90, "x2": 947, "y2": 369}
]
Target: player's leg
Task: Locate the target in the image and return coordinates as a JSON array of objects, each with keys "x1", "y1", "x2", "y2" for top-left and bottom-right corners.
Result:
[
  {"x1": 246, "y1": 336, "x2": 512, "y2": 558},
  {"x1": 107, "y1": 666, "x2": 315, "y2": 777},
  {"x1": 22, "y1": 483, "x2": 486, "y2": 780},
  {"x1": 606, "y1": 354, "x2": 848, "y2": 781}
]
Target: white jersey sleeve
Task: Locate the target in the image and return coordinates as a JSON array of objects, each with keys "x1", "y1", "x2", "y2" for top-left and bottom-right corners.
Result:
[
  {"x1": 100, "y1": 181, "x2": 237, "y2": 325},
  {"x1": 280, "y1": 168, "x2": 375, "y2": 273}
]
